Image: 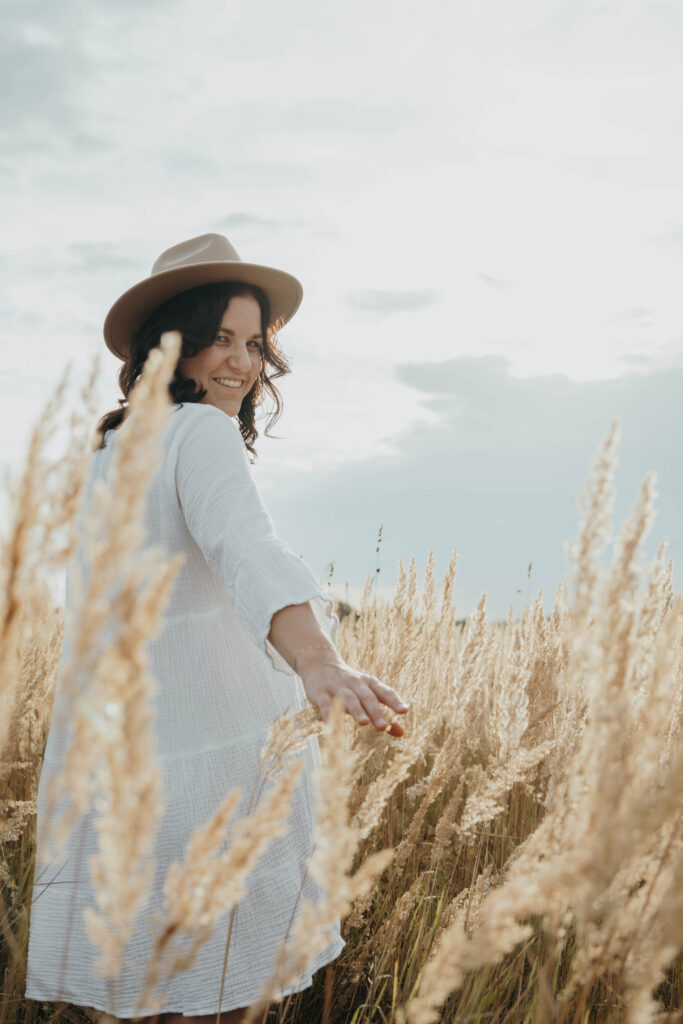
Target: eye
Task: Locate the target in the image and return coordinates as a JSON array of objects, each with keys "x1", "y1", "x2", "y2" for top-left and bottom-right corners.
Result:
[{"x1": 214, "y1": 337, "x2": 262, "y2": 349}]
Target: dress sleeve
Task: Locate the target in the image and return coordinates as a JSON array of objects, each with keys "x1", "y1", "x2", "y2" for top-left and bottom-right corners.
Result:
[{"x1": 174, "y1": 404, "x2": 339, "y2": 677}]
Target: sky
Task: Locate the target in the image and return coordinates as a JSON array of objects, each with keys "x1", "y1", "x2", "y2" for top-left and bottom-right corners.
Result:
[{"x1": 1, "y1": 0, "x2": 682, "y2": 621}]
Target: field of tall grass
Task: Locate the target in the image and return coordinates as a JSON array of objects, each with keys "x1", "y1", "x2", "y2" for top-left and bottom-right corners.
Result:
[{"x1": 2, "y1": 332, "x2": 683, "y2": 1024}]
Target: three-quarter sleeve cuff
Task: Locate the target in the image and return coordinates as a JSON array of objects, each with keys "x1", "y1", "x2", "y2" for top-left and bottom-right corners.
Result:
[
  {"x1": 264, "y1": 587, "x2": 339, "y2": 678},
  {"x1": 229, "y1": 535, "x2": 340, "y2": 678}
]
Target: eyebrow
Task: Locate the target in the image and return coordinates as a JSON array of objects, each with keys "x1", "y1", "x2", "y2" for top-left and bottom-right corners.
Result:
[{"x1": 217, "y1": 328, "x2": 263, "y2": 339}]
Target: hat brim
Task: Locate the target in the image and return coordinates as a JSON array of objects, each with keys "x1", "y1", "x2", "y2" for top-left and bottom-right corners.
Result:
[{"x1": 103, "y1": 260, "x2": 304, "y2": 361}]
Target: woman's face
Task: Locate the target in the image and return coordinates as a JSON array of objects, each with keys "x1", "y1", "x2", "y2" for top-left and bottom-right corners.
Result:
[{"x1": 177, "y1": 293, "x2": 264, "y2": 416}]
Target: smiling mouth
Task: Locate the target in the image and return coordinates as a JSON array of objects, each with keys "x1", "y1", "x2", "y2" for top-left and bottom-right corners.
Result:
[{"x1": 213, "y1": 379, "x2": 243, "y2": 391}]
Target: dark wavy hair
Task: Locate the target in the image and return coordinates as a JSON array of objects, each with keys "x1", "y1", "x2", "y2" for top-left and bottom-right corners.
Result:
[{"x1": 94, "y1": 281, "x2": 293, "y2": 462}]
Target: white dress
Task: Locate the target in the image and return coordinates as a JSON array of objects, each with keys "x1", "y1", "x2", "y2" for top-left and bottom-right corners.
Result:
[{"x1": 24, "y1": 401, "x2": 345, "y2": 1017}]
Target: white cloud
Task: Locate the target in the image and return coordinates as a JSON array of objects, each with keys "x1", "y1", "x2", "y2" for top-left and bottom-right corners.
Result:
[
  {"x1": 1, "y1": 0, "x2": 682, "y2": 615},
  {"x1": 256, "y1": 353, "x2": 681, "y2": 620}
]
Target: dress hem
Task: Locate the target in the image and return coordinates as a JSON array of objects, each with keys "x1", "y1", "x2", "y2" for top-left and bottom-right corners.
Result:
[{"x1": 24, "y1": 935, "x2": 346, "y2": 1017}]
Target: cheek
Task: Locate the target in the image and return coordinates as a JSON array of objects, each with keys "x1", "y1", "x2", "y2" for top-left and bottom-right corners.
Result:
[{"x1": 179, "y1": 353, "x2": 211, "y2": 379}]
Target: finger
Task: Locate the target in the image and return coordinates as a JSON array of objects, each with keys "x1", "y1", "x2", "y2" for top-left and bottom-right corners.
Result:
[
  {"x1": 317, "y1": 696, "x2": 331, "y2": 724},
  {"x1": 337, "y1": 688, "x2": 370, "y2": 726},
  {"x1": 366, "y1": 677, "x2": 411, "y2": 714},
  {"x1": 355, "y1": 684, "x2": 392, "y2": 730}
]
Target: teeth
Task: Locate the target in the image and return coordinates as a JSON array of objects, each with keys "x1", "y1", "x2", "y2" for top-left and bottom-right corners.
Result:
[{"x1": 214, "y1": 378, "x2": 242, "y2": 388}]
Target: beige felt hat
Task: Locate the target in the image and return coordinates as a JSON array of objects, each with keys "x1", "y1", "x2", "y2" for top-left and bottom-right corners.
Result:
[{"x1": 103, "y1": 232, "x2": 304, "y2": 361}]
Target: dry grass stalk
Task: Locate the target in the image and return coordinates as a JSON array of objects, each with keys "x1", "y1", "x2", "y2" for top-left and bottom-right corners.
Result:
[
  {"x1": 0, "y1": 584, "x2": 63, "y2": 845},
  {"x1": 433, "y1": 864, "x2": 497, "y2": 942},
  {"x1": 82, "y1": 550, "x2": 182, "y2": 980},
  {"x1": 33, "y1": 333, "x2": 188, "y2": 983},
  {"x1": 39, "y1": 332, "x2": 184, "y2": 864},
  {"x1": 5, "y1": 375, "x2": 683, "y2": 1023},
  {"x1": 0, "y1": 355, "x2": 101, "y2": 768},
  {"x1": 0, "y1": 355, "x2": 103, "y2": 855},
  {"x1": 351, "y1": 717, "x2": 432, "y2": 843},
  {"x1": 241, "y1": 695, "x2": 394, "y2": 1024},
  {"x1": 398, "y1": 424, "x2": 683, "y2": 1024},
  {"x1": 456, "y1": 739, "x2": 556, "y2": 845},
  {"x1": 133, "y1": 755, "x2": 306, "y2": 1015},
  {"x1": 257, "y1": 704, "x2": 323, "y2": 790},
  {"x1": 430, "y1": 776, "x2": 467, "y2": 869},
  {"x1": 392, "y1": 722, "x2": 463, "y2": 874},
  {"x1": 73, "y1": 334, "x2": 186, "y2": 981},
  {"x1": 0, "y1": 364, "x2": 73, "y2": 765},
  {"x1": 564, "y1": 416, "x2": 620, "y2": 632}
]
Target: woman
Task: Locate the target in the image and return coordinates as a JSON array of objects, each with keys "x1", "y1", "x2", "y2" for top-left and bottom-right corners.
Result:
[{"x1": 24, "y1": 233, "x2": 410, "y2": 1024}]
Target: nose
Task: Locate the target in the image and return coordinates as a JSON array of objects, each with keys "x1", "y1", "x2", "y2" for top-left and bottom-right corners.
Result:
[{"x1": 225, "y1": 343, "x2": 253, "y2": 374}]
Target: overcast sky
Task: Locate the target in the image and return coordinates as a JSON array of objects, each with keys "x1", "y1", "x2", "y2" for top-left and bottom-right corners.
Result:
[{"x1": 1, "y1": 0, "x2": 682, "y2": 620}]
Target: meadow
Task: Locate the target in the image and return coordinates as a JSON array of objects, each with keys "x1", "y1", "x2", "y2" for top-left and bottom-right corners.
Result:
[{"x1": 2, "y1": 332, "x2": 683, "y2": 1024}]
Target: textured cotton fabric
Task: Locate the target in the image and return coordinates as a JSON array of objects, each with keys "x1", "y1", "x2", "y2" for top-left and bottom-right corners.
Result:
[{"x1": 25, "y1": 401, "x2": 345, "y2": 1017}]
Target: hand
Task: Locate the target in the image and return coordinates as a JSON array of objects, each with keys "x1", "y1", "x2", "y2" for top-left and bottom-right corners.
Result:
[{"x1": 294, "y1": 650, "x2": 410, "y2": 735}]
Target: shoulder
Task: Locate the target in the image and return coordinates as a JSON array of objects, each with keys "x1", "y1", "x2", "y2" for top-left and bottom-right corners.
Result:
[
  {"x1": 171, "y1": 401, "x2": 241, "y2": 438},
  {"x1": 168, "y1": 402, "x2": 246, "y2": 462},
  {"x1": 98, "y1": 403, "x2": 244, "y2": 467}
]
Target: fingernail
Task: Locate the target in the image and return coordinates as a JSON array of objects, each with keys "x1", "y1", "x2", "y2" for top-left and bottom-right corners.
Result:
[
  {"x1": 399, "y1": 702, "x2": 410, "y2": 710},
  {"x1": 377, "y1": 717, "x2": 388, "y2": 728}
]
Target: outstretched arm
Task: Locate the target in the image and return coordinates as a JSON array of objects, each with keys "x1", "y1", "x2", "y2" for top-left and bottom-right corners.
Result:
[
  {"x1": 267, "y1": 600, "x2": 337, "y2": 673},
  {"x1": 268, "y1": 599, "x2": 410, "y2": 735}
]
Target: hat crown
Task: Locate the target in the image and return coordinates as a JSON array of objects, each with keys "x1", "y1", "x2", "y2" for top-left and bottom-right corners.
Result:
[
  {"x1": 104, "y1": 231, "x2": 303, "y2": 361},
  {"x1": 151, "y1": 232, "x2": 242, "y2": 276}
]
